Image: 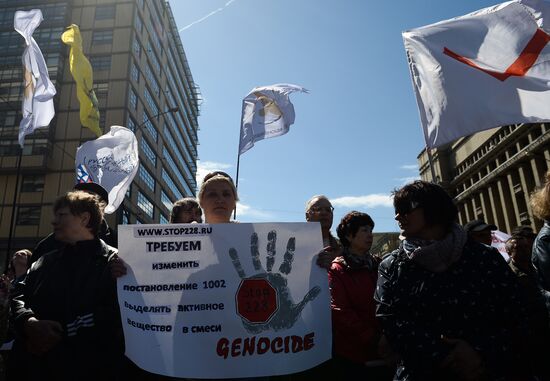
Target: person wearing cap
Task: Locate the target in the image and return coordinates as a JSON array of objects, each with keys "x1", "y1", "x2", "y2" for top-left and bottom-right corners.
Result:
[
  {"x1": 463, "y1": 219, "x2": 497, "y2": 246},
  {"x1": 29, "y1": 182, "x2": 117, "y2": 268},
  {"x1": 505, "y1": 226, "x2": 550, "y2": 379}
]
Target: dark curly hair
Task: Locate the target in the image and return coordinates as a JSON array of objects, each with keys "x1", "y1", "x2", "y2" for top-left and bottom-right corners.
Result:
[
  {"x1": 392, "y1": 180, "x2": 458, "y2": 230},
  {"x1": 336, "y1": 211, "x2": 375, "y2": 247}
]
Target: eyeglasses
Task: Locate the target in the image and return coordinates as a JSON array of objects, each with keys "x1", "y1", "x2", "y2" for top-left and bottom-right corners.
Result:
[
  {"x1": 395, "y1": 200, "x2": 421, "y2": 216},
  {"x1": 308, "y1": 206, "x2": 334, "y2": 214}
]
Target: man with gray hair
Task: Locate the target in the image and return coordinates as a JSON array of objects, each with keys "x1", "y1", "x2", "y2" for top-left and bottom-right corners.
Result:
[{"x1": 305, "y1": 195, "x2": 341, "y2": 269}]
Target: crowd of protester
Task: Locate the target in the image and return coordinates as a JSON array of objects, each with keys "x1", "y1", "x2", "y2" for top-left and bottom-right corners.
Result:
[{"x1": 2, "y1": 169, "x2": 550, "y2": 380}]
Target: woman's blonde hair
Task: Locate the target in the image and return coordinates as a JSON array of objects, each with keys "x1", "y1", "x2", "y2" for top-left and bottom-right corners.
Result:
[
  {"x1": 198, "y1": 172, "x2": 239, "y2": 205},
  {"x1": 530, "y1": 169, "x2": 550, "y2": 220}
]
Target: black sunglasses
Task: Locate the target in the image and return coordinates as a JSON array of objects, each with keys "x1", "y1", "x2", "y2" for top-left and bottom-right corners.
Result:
[{"x1": 395, "y1": 200, "x2": 421, "y2": 215}]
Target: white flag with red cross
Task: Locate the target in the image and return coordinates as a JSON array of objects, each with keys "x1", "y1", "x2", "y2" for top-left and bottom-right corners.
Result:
[{"x1": 404, "y1": 0, "x2": 550, "y2": 148}]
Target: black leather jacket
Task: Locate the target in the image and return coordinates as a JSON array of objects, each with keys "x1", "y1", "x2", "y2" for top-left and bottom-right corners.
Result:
[
  {"x1": 532, "y1": 220, "x2": 550, "y2": 311},
  {"x1": 11, "y1": 238, "x2": 123, "y2": 380}
]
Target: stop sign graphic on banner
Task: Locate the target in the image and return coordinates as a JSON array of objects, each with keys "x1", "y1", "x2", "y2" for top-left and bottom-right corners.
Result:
[{"x1": 236, "y1": 278, "x2": 278, "y2": 323}]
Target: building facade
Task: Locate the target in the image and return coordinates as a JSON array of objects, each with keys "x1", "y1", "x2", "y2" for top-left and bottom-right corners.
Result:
[
  {"x1": 0, "y1": 0, "x2": 200, "y2": 262},
  {"x1": 418, "y1": 124, "x2": 550, "y2": 233}
]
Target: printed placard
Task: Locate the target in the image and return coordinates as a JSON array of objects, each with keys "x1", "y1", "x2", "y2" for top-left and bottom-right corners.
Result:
[{"x1": 117, "y1": 222, "x2": 330, "y2": 378}]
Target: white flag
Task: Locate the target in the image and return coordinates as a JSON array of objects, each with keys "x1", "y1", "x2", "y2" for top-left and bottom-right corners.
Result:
[
  {"x1": 491, "y1": 230, "x2": 511, "y2": 261},
  {"x1": 14, "y1": 9, "x2": 56, "y2": 148},
  {"x1": 403, "y1": 0, "x2": 550, "y2": 148},
  {"x1": 239, "y1": 84, "x2": 308, "y2": 155},
  {"x1": 75, "y1": 126, "x2": 139, "y2": 214}
]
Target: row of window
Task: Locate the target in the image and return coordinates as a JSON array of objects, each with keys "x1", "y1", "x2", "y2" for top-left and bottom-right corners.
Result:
[
  {"x1": 0, "y1": 4, "x2": 68, "y2": 28},
  {"x1": 137, "y1": 191, "x2": 154, "y2": 218},
  {"x1": 139, "y1": 165, "x2": 155, "y2": 192},
  {"x1": 143, "y1": 87, "x2": 159, "y2": 116},
  {"x1": 142, "y1": 111, "x2": 158, "y2": 141},
  {"x1": 95, "y1": 5, "x2": 116, "y2": 20},
  {"x1": 162, "y1": 147, "x2": 194, "y2": 196},
  {"x1": 163, "y1": 126, "x2": 195, "y2": 188},
  {"x1": 90, "y1": 55, "x2": 111, "y2": 71}
]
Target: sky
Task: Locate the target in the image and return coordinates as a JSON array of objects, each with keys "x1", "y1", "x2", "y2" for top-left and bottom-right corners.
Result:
[{"x1": 169, "y1": 0, "x2": 500, "y2": 233}]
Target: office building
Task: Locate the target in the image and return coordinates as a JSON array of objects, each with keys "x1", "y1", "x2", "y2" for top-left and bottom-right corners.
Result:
[
  {"x1": 0, "y1": 0, "x2": 200, "y2": 262},
  {"x1": 418, "y1": 124, "x2": 550, "y2": 233}
]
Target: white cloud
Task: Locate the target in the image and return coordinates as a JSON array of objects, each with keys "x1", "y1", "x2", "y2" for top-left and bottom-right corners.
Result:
[
  {"x1": 178, "y1": 0, "x2": 239, "y2": 33},
  {"x1": 236, "y1": 202, "x2": 273, "y2": 220},
  {"x1": 331, "y1": 194, "x2": 393, "y2": 208},
  {"x1": 395, "y1": 175, "x2": 421, "y2": 185},
  {"x1": 400, "y1": 164, "x2": 418, "y2": 171},
  {"x1": 196, "y1": 160, "x2": 232, "y2": 186}
]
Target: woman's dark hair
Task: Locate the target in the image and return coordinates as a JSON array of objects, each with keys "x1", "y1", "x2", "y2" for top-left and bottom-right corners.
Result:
[
  {"x1": 170, "y1": 198, "x2": 201, "y2": 223},
  {"x1": 53, "y1": 191, "x2": 104, "y2": 235},
  {"x1": 392, "y1": 180, "x2": 458, "y2": 229},
  {"x1": 336, "y1": 211, "x2": 375, "y2": 247}
]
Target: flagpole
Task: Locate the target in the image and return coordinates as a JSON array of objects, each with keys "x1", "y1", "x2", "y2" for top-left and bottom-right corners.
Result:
[
  {"x1": 234, "y1": 154, "x2": 240, "y2": 221},
  {"x1": 5, "y1": 146, "x2": 23, "y2": 271},
  {"x1": 426, "y1": 146, "x2": 438, "y2": 183},
  {"x1": 234, "y1": 100, "x2": 246, "y2": 220},
  {"x1": 0, "y1": 92, "x2": 23, "y2": 272}
]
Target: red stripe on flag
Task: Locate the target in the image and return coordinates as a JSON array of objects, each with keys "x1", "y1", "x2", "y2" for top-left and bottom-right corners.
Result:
[{"x1": 443, "y1": 28, "x2": 550, "y2": 81}]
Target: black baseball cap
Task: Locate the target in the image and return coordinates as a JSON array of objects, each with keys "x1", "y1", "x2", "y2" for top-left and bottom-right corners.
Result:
[
  {"x1": 73, "y1": 182, "x2": 109, "y2": 204},
  {"x1": 464, "y1": 219, "x2": 497, "y2": 233}
]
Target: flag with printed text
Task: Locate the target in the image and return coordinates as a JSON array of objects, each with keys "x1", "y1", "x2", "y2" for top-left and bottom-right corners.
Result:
[
  {"x1": 75, "y1": 126, "x2": 139, "y2": 214},
  {"x1": 239, "y1": 84, "x2": 308, "y2": 155}
]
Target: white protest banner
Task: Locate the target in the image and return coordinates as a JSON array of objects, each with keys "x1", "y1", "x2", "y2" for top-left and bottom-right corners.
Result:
[
  {"x1": 403, "y1": 0, "x2": 550, "y2": 148},
  {"x1": 75, "y1": 126, "x2": 138, "y2": 214},
  {"x1": 491, "y1": 229, "x2": 511, "y2": 261},
  {"x1": 117, "y1": 223, "x2": 330, "y2": 379}
]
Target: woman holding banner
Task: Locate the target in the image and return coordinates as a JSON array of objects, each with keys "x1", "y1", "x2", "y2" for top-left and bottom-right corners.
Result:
[{"x1": 198, "y1": 171, "x2": 238, "y2": 224}]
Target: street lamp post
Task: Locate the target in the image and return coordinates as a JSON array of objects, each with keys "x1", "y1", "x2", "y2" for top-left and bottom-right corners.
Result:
[
  {"x1": 136, "y1": 106, "x2": 179, "y2": 132},
  {"x1": 121, "y1": 106, "x2": 179, "y2": 224}
]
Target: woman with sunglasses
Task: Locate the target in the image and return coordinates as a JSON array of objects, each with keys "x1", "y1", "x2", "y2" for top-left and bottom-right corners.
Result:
[{"x1": 374, "y1": 181, "x2": 530, "y2": 380}]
